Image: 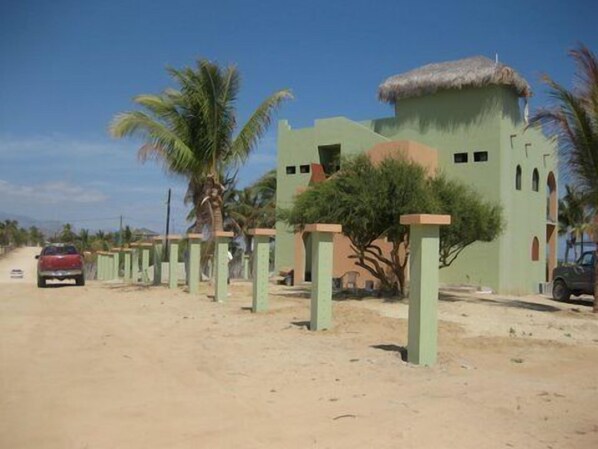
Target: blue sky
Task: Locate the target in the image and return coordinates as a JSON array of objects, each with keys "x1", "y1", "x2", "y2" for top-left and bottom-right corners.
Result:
[{"x1": 0, "y1": 0, "x2": 596, "y2": 234}]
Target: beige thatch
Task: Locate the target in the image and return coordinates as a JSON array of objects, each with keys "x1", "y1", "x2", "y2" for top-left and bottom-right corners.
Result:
[{"x1": 378, "y1": 56, "x2": 531, "y2": 103}]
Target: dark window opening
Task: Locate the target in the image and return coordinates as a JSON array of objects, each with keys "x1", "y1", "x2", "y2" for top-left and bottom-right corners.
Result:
[
  {"x1": 454, "y1": 153, "x2": 468, "y2": 163},
  {"x1": 516, "y1": 165, "x2": 522, "y2": 190},
  {"x1": 532, "y1": 168, "x2": 539, "y2": 192},
  {"x1": 318, "y1": 144, "x2": 341, "y2": 175},
  {"x1": 300, "y1": 164, "x2": 310, "y2": 174},
  {"x1": 286, "y1": 166, "x2": 296, "y2": 175},
  {"x1": 474, "y1": 151, "x2": 488, "y2": 162}
]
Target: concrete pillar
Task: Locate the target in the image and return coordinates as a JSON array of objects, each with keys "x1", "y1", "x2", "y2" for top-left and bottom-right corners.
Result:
[
  {"x1": 97, "y1": 253, "x2": 104, "y2": 280},
  {"x1": 400, "y1": 214, "x2": 451, "y2": 366},
  {"x1": 214, "y1": 231, "x2": 234, "y2": 302},
  {"x1": 106, "y1": 253, "x2": 113, "y2": 280},
  {"x1": 187, "y1": 233, "x2": 203, "y2": 295},
  {"x1": 168, "y1": 235, "x2": 182, "y2": 290},
  {"x1": 249, "y1": 229, "x2": 276, "y2": 312},
  {"x1": 243, "y1": 254, "x2": 250, "y2": 280},
  {"x1": 130, "y1": 243, "x2": 140, "y2": 282},
  {"x1": 306, "y1": 224, "x2": 342, "y2": 331},
  {"x1": 101, "y1": 252, "x2": 108, "y2": 280},
  {"x1": 111, "y1": 248, "x2": 121, "y2": 280},
  {"x1": 140, "y1": 243, "x2": 152, "y2": 283},
  {"x1": 123, "y1": 248, "x2": 132, "y2": 282},
  {"x1": 152, "y1": 237, "x2": 163, "y2": 285}
]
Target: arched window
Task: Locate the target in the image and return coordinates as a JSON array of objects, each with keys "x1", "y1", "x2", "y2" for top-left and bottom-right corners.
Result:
[
  {"x1": 531, "y1": 237, "x2": 540, "y2": 261},
  {"x1": 532, "y1": 169, "x2": 539, "y2": 192},
  {"x1": 515, "y1": 165, "x2": 522, "y2": 190}
]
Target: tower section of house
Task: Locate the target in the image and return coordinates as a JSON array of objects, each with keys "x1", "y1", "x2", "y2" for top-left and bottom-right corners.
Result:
[{"x1": 275, "y1": 56, "x2": 557, "y2": 295}]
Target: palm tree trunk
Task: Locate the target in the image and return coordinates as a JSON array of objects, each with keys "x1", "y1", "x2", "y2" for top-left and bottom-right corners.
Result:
[{"x1": 212, "y1": 199, "x2": 224, "y2": 232}]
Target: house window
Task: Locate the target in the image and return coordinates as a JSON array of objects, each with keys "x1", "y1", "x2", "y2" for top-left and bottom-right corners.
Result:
[
  {"x1": 318, "y1": 144, "x2": 341, "y2": 175},
  {"x1": 474, "y1": 151, "x2": 488, "y2": 162},
  {"x1": 532, "y1": 168, "x2": 539, "y2": 192},
  {"x1": 286, "y1": 166, "x2": 296, "y2": 175},
  {"x1": 300, "y1": 164, "x2": 310, "y2": 174},
  {"x1": 454, "y1": 153, "x2": 468, "y2": 163},
  {"x1": 516, "y1": 165, "x2": 522, "y2": 190},
  {"x1": 531, "y1": 237, "x2": 540, "y2": 261}
]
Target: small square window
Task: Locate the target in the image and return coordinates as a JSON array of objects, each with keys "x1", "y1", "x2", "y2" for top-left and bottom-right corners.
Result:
[
  {"x1": 286, "y1": 166, "x2": 296, "y2": 175},
  {"x1": 454, "y1": 153, "x2": 468, "y2": 163},
  {"x1": 474, "y1": 151, "x2": 488, "y2": 162},
  {"x1": 300, "y1": 164, "x2": 310, "y2": 174}
]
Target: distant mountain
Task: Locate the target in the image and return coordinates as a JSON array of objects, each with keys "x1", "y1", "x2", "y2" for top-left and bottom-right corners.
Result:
[{"x1": 0, "y1": 211, "x2": 63, "y2": 236}]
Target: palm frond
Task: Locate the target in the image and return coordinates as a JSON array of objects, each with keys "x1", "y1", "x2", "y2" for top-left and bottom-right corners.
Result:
[{"x1": 230, "y1": 89, "x2": 293, "y2": 165}]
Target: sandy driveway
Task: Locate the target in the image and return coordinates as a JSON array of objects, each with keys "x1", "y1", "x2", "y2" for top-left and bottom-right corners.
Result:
[{"x1": 1, "y1": 247, "x2": 597, "y2": 448}]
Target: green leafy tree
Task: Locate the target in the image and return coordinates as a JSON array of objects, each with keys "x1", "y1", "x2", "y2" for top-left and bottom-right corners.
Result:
[
  {"x1": 28, "y1": 226, "x2": 45, "y2": 246},
  {"x1": 0, "y1": 220, "x2": 19, "y2": 246},
  {"x1": 558, "y1": 185, "x2": 591, "y2": 262},
  {"x1": 110, "y1": 59, "x2": 292, "y2": 233},
  {"x1": 430, "y1": 175, "x2": 504, "y2": 268},
  {"x1": 59, "y1": 223, "x2": 76, "y2": 242},
  {"x1": 530, "y1": 44, "x2": 598, "y2": 311},
  {"x1": 227, "y1": 169, "x2": 277, "y2": 256},
  {"x1": 123, "y1": 225, "x2": 132, "y2": 246},
  {"x1": 282, "y1": 155, "x2": 503, "y2": 295}
]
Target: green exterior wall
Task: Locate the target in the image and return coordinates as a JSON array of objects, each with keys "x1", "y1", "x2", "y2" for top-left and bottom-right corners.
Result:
[{"x1": 275, "y1": 85, "x2": 557, "y2": 294}]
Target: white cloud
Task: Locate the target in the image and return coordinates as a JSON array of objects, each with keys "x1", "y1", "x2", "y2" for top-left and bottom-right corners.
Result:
[
  {"x1": 0, "y1": 133, "x2": 134, "y2": 160},
  {"x1": 0, "y1": 179, "x2": 108, "y2": 204}
]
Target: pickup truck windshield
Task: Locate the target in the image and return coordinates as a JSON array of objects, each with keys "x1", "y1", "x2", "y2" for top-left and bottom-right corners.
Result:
[{"x1": 42, "y1": 245, "x2": 79, "y2": 256}]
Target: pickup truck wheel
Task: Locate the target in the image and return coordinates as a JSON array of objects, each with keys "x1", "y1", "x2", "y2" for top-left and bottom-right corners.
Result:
[
  {"x1": 553, "y1": 280, "x2": 571, "y2": 302},
  {"x1": 75, "y1": 275, "x2": 85, "y2": 286},
  {"x1": 37, "y1": 276, "x2": 46, "y2": 288}
]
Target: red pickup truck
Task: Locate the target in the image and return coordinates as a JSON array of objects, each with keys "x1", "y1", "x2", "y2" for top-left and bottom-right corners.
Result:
[{"x1": 36, "y1": 244, "x2": 85, "y2": 288}]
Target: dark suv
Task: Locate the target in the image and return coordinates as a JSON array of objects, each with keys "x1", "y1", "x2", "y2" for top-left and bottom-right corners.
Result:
[{"x1": 552, "y1": 251, "x2": 596, "y2": 302}]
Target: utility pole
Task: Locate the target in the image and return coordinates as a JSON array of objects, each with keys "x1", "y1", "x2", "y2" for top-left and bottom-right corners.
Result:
[
  {"x1": 164, "y1": 188, "x2": 171, "y2": 262},
  {"x1": 118, "y1": 215, "x2": 123, "y2": 247}
]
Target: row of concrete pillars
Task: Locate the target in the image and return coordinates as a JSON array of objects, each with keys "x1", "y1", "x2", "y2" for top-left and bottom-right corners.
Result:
[{"x1": 95, "y1": 215, "x2": 449, "y2": 366}]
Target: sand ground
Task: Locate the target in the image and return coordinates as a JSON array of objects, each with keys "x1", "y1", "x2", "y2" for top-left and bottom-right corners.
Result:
[{"x1": 1, "y1": 246, "x2": 597, "y2": 449}]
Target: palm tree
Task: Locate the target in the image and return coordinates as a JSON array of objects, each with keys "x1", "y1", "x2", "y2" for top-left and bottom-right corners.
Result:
[
  {"x1": 60, "y1": 223, "x2": 76, "y2": 242},
  {"x1": 110, "y1": 59, "x2": 292, "y2": 233},
  {"x1": 530, "y1": 44, "x2": 598, "y2": 311},
  {"x1": 559, "y1": 185, "x2": 592, "y2": 262}
]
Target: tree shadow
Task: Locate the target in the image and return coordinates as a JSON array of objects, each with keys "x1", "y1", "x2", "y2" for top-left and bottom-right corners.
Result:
[
  {"x1": 105, "y1": 283, "x2": 153, "y2": 292},
  {"x1": 291, "y1": 320, "x2": 311, "y2": 330},
  {"x1": 371, "y1": 344, "x2": 408, "y2": 362},
  {"x1": 438, "y1": 292, "x2": 561, "y2": 312}
]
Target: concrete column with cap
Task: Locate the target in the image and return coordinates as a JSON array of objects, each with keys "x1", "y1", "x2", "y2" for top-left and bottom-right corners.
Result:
[
  {"x1": 110, "y1": 248, "x2": 121, "y2": 280},
  {"x1": 106, "y1": 252, "x2": 114, "y2": 280},
  {"x1": 305, "y1": 224, "x2": 342, "y2": 331},
  {"x1": 249, "y1": 229, "x2": 275, "y2": 312},
  {"x1": 130, "y1": 243, "x2": 140, "y2": 282},
  {"x1": 168, "y1": 235, "x2": 182, "y2": 290},
  {"x1": 187, "y1": 233, "x2": 203, "y2": 295},
  {"x1": 123, "y1": 248, "x2": 132, "y2": 282},
  {"x1": 399, "y1": 214, "x2": 451, "y2": 366},
  {"x1": 152, "y1": 237, "x2": 163, "y2": 285},
  {"x1": 140, "y1": 243, "x2": 152, "y2": 283},
  {"x1": 214, "y1": 231, "x2": 234, "y2": 302}
]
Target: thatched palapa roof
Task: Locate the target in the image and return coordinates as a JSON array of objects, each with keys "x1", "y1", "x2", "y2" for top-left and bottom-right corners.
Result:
[{"x1": 378, "y1": 56, "x2": 531, "y2": 103}]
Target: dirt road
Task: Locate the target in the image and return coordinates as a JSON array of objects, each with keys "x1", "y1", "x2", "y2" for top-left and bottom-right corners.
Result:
[{"x1": 1, "y1": 247, "x2": 597, "y2": 448}]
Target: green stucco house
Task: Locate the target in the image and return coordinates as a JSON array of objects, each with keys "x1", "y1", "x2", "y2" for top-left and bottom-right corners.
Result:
[{"x1": 275, "y1": 56, "x2": 557, "y2": 295}]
